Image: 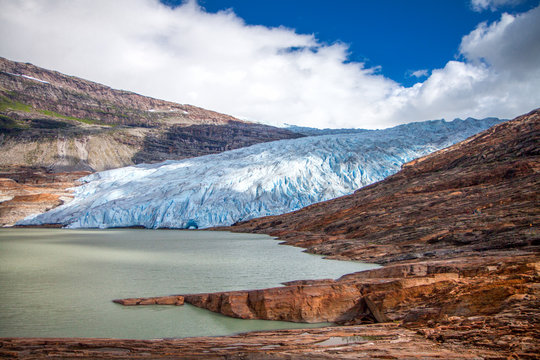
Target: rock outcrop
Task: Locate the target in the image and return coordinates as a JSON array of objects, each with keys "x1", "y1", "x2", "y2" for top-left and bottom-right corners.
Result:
[
  {"x1": 114, "y1": 254, "x2": 539, "y2": 357},
  {"x1": 0, "y1": 165, "x2": 91, "y2": 226},
  {"x1": 0, "y1": 323, "x2": 500, "y2": 359}
]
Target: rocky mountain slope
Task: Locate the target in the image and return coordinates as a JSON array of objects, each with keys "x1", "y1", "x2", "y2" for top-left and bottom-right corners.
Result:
[
  {"x1": 0, "y1": 57, "x2": 301, "y2": 172},
  {"x1": 205, "y1": 109, "x2": 538, "y2": 356},
  {"x1": 18, "y1": 117, "x2": 501, "y2": 229}
]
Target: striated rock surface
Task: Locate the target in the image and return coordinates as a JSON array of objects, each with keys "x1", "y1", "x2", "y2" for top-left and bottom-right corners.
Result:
[
  {"x1": 114, "y1": 254, "x2": 539, "y2": 358},
  {"x1": 0, "y1": 165, "x2": 91, "y2": 226},
  {"x1": 0, "y1": 323, "x2": 498, "y2": 359},
  {"x1": 0, "y1": 56, "x2": 301, "y2": 172}
]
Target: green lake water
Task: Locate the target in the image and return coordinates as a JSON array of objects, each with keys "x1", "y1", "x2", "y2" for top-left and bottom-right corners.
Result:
[{"x1": 0, "y1": 228, "x2": 378, "y2": 339}]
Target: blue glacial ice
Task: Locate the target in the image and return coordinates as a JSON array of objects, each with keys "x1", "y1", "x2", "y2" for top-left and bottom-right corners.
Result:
[{"x1": 18, "y1": 118, "x2": 502, "y2": 229}]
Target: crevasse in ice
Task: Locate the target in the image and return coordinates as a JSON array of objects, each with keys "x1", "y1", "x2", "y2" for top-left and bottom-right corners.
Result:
[{"x1": 18, "y1": 118, "x2": 501, "y2": 229}]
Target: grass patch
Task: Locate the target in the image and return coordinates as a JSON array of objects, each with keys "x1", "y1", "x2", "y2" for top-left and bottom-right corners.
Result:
[
  {"x1": 89, "y1": 107, "x2": 130, "y2": 119},
  {"x1": 36, "y1": 109, "x2": 111, "y2": 126},
  {"x1": 1, "y1": 93, "x2": 113, "y2": 127},
  {"x1": 0, "y1": 96, "x2": 33, "y2": 113}
]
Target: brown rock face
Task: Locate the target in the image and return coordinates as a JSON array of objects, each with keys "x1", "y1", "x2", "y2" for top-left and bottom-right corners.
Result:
[
  {"x1": 0, "y1": 165, "x2": 91, "y2": 226},
  {"x1": 183, "y1": 283, "x2": 364, "y2": 323},
  {"x1": 0, "y1": 56, "x2": 302, "y2": 172},
  {"x1": 0, "y1": 323, "x2": 498, "y2": 359},
  {"x1": 112, "y1": 295, "x2": 184, "y2": 306}
]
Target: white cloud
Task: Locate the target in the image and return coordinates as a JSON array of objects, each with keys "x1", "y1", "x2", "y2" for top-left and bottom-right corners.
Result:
[
  {"x1": 394, "y1": 5, "x2": 540, "y2": 122},
  {"x1": 410, "y1": 69, "x2": 429, "y2": 78},
  {"x1": 471, "y1": 0, "x2": 524, "y2": 12},
  {"x1": 0, "y1": 0, "x2": 539, "y2": 129}
]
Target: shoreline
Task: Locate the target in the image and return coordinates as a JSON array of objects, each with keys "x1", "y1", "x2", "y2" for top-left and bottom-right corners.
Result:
[
  {"x1": 2, "y1": 226, "x2": 538, "y2": 358},
  {"x1": 1, "y1": 323, "x2": 501, "y2": 359}
]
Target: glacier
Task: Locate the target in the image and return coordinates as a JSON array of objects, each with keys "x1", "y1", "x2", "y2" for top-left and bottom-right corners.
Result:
[{"x1": 18, "y1": 118, "x2": 502, "y2": 229}]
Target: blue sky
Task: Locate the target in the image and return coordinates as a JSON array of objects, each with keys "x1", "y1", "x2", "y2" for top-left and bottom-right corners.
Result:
[
  {"x1": 164, "y1": 0, "x2": 539, "y2": 86},
  {"x1": 1, "y1": 0, "x2": 539, "y2": 128}
]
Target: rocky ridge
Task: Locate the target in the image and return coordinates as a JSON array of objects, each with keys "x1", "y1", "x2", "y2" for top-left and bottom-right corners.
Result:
[{"x1": 0, "y1": 57, "x2": 299, "y2": 225}]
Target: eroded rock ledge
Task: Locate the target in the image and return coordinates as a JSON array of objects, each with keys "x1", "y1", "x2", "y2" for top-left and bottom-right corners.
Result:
[
  {"x1": 113, "y1": 254, "x2": 539, "y2": 357},
  {"x1": 0, "y1": 323, "x2": 499, "y2": 360},
  {"x1": 113, "y1": 295, "x2": 184, "y2": 306}
]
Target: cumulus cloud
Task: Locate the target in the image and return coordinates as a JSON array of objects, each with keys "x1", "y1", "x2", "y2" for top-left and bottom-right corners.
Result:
[
  {"x1": 0, "y1": 0, "x2": 539, "y2": 128},
  {"x1": 410, "y1": 69, "x2": 429, "y2": 78},
  {"x1": 471, "y1": 0, "x2": 524, "y2": 12}
]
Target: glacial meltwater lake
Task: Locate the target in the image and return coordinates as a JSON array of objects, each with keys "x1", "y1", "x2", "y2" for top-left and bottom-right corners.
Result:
[{"x1": 0, "y1": 228, "x2": 378, "y2": 339}]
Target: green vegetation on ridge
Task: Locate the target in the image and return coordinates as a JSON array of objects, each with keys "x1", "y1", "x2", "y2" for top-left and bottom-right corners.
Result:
[{"x1": 0, "y1": 94, "x2": 111, "y2": 127}]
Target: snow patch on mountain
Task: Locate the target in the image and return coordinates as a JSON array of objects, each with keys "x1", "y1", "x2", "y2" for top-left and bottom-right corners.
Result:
[
  {"x1": 19, "y1": 118, "x2": 502, "y2": 229},
  {"x1": 5, "y1": 72, "x2": 50, "y2": 84}
]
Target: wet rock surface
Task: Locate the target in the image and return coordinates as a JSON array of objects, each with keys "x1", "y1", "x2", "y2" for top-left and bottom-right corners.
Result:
[
  {"x1": 113, "y1": 296, "x2": 184, "y2": 306},
  {"x1": 0, "y1": 323, "x2": 502, "y2": 359}
]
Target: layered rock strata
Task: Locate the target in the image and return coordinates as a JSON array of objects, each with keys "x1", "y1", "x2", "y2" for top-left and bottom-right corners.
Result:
[
  {"x1": 0, "y1": 166, "x2": 90, "y2": 226},
  {"x1": 0, "y1": 323, "x2": 498, "y2": 359},
  {"x1": 114, "y1": 255, "x2": 538, "y2": 357}
]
